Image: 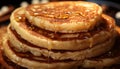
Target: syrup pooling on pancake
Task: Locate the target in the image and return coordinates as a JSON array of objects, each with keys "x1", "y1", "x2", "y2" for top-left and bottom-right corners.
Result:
[
  {"x1": 27, "y1": 3, "x2": 99, "y2": 19},
  {"x1": 25, "y1": 1, "x2": 102, "y2": 33}
]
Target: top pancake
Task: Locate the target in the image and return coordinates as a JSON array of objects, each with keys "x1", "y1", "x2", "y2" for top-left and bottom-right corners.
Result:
[{"x1": 25, "y1": 1, "x2": 102, "y2": 33}]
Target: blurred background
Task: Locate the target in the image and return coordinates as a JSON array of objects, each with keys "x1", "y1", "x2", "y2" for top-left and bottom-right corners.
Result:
[
  {"x1": 0, "y1": 0, "x2": 119, "y2": 7},
  {"x1": 0, "y1": 0, "x2": 120, "y2": 25}
]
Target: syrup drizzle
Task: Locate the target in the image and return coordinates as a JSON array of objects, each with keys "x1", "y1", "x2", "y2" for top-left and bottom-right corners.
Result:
[
  {"x1": 47, "y1": 39, "x2": 50, "y2": 68},
  {"x1": 89, "y1": 36, "x2": 93, "y2": 48}
]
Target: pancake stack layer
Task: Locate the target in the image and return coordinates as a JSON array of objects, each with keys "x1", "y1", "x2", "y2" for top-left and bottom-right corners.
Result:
[{"x1": 1, "y1": 1, "x2": 119, "y2": 69}]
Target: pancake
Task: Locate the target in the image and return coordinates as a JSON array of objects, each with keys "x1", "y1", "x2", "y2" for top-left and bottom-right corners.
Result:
[
  {"x1": 7, "y1": 26, "x2": 115, "y2": 60},
  {"x1": 10, "y1": 7, "x2": 116, "y2": 50},
  {"x1": 82, "y1": 34, "x2": 120, "y2": 68},
  {"x1": 25, "y1": 1, "x2": 102, "y2": 33},
  {"x1": 0, "y1": 1, "x2": 119, "y2": 69},
  {"x1": 1, "y1": 27, "x2": 120, "y2": 69},
  {"x1": 3, "y1": 38, "x2": 82, "y2": 69}
]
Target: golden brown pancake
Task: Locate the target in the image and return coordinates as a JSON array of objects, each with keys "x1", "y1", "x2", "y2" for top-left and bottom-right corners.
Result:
[
  {"x1": 1, "y1": 1, "x2": 119, "y2": 69},
  {"x1": 25, "y1": 1, "x2": 102, "y2": 33},
  {"x1": 10, "y1": 7, "x2": 116, "y2": 51}
]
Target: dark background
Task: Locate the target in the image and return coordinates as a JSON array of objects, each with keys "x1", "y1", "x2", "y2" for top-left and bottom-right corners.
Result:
[
  {"x1": 0, "y1": 0, "x2": 120, "y2": 7},
  {"x1": 0, "y1": 0, "x2": 31, "y2": 7}
]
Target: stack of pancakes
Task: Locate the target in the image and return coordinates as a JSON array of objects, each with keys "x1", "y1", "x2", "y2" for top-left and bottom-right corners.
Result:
[{"x1": 1, "y1": 1, "x2": 119, "y2": 69}]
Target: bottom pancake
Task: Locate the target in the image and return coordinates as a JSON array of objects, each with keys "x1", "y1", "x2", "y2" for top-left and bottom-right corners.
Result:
[
  {"x1": 1, "y1": 55, "x2": 120, "y2": 69},
  {"x1": 0, "y1": 55, "x2": 27, "y2": 69}
]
